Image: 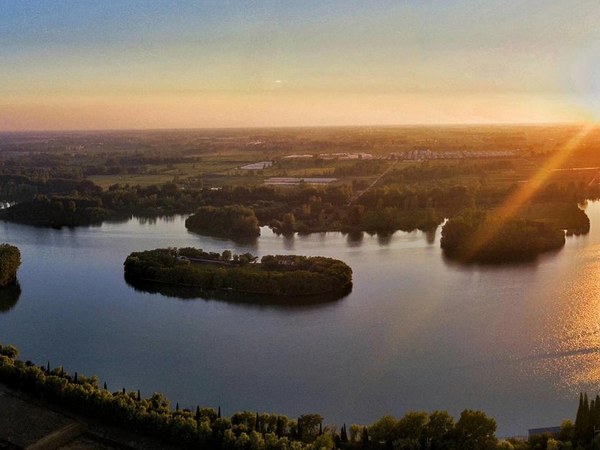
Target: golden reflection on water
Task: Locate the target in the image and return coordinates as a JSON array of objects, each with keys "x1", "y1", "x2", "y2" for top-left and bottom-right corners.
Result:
[{"x1": 529, "y1": 244, "x2": 600, "y2": 393}]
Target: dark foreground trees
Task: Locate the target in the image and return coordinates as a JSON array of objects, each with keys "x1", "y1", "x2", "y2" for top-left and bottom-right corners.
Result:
[
  {"x1": 0, "y1": 243, "x2": 21, "y2": 287},
  {"x1": 0, "y1": 341, "x2": 500, "y2": 450}
]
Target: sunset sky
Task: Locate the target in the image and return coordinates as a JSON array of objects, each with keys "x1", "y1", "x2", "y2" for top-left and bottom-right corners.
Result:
[{"x1": 2, "y1": 0, "x2": 600, "y2": 131}]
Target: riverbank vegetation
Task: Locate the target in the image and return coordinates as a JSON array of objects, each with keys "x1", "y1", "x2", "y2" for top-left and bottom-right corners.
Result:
[
  {"x1": 124, "y1": 248, "x2": 353, "y2": 296},
  {"x1": 0, "y1": 341, "x2": 504, "y2": 450},
  {"x1": 0, "y1": 243, "x2": 21, "y2": 287},
  {"x1": 2, "y1": 341, "x2": 599, "y2": 450}
]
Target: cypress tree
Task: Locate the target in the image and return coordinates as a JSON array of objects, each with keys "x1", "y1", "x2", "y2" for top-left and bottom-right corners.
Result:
[
  {"x1": 176, "y1": 402, "x2": 179, "y2": 411},
  {"x1": 218, "y1": 406, "x2": 221, "y2": 419},
  {"x1": 319, "y1": 422, "x2": 323, "y2": 436},
  {"x1": 341, "y1": 424, "x2": 348, "y2": 443},
  {"x1": 137, "y1": 390, "x2": 141, "y2": 401},
  {"x1": 576, "y1": 392, "x2": 585, "y2": 443},
  {"x1": 255, "y1": 412, "x2": 260, "y2": 432},
  {"x1": 74, "y1": 372, "x2": 78, "y2": 383},
  {"x1": 297, "y1": 417, "x2": 303, "y2": 441},
  {"x1": 595, "y1": 395, "x2": 600, "y2": 431},
  {"x1": 362, "y1": 427, "x2": 369, "y2": 447},
  {"x1": 103, "y1": 382, "x2": 107, "y2": 390},
  {"x1": 196, "y1": 406, "x2": 201, "y2": 422},
  {"x1": 122, "y1": 387, "x2": 126, "y2": 395},
  {"x1": 585, "y1": 393, "x2": 592, "y2": 442},
  {"x1": 47, "y1": 362, "x2": 50, "y2": 373}
]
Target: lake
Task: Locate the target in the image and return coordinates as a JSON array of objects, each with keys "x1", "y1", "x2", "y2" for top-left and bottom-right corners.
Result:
[{"x1": 2, "y1": 203, "x2": 600, "y2": 436}]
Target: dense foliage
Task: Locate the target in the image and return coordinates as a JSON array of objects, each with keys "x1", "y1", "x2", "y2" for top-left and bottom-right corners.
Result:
[
  {"x1": 0, "y1": 243, "x2": 21, "y2": 287},
  {"x1": 0, "y1": 341, "x2": 501, "y2": 450},
  {"x1": 124, "y1": 248, "x2": 353, "y2": 296},
  {"x1": 185, "y1": 205, "x2": 260, "y2": 237},
  {"x1": 441, "y1": 210, "x2": 566, "y2": 263},
  {"x1": 0, "y1": 195, "x2": 110, "y2": 227}
]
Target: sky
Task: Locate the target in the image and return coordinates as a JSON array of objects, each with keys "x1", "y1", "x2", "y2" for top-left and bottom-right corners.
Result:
[{"x1": 2, "y1": 0, "x2": 600, "y2": 131}]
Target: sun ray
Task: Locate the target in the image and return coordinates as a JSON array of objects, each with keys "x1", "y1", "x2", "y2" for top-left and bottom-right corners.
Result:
[{"x1": 462, "y1": 123, "x2": 598, "y2": 260}]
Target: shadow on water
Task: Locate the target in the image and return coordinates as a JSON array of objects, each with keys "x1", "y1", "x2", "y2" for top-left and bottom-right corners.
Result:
[
  {"x1": 186, "y1": 229, "x2": 259, "y2": 248},
  {"x1": 124, "y1": 275, "x2": 352, "y2": 311},
  {"x1": 440, "y1": 246, "x2": 566, "y2": 270},
  {"x1": 345, "y1": 231, "x2": 364, "y2": 247},
  {"x1": 0, "y1": 281, "x2": 21, "y2": 313}
]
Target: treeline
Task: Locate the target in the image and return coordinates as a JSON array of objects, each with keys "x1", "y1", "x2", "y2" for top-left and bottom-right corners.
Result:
[
  {"x1": 384, "y1": 160, "x2": 514, "y2": 184},
  {"x1": 185, "y1": 206, "x2": 261, "y2": 238},
  {"x1": 2, "y1": 166, "x2": 597, "y2": 238},
  {"x1": 440, "y1": 210, "x2": 566, "y2": 263},
  {"x1": 0, "y1": 172, "x2": 101, "y2": 202},
  {"x1": 524, "y1": 392, "x2": 600, "y2": 450},
  {"x1": 572, "y1": 393, "x2": 600, "y2": 447},
  {"x1": 0, "y1": 342, "x2": 502, "y2": 450},
  {"x1": 0, "y1": 195, "x2": 110, "y2": 227},
  {"x1": 124, "y1": 248, "x2": 353, "y2": 296}
]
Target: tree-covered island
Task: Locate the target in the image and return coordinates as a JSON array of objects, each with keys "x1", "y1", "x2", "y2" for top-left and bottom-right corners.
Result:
[
  {"x1": 441, "y1": 209, "x2": 567, "y2": 263},
  {"x1": 124, "y1": 247, "x2": 353, "y2": 296}
]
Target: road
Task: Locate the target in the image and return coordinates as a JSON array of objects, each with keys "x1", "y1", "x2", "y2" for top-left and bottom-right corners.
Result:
[{"x1": 348, "y1": 160, "x2": 398, "y2": 206}]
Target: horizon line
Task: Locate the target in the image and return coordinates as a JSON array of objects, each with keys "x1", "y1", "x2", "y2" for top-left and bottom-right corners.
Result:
[{"x1": 0, "y1": 120, "x2": 591, "y2": 135}]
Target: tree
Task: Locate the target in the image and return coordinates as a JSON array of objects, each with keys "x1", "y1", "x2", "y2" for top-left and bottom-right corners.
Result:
[
  {"x1": 345, "y1": 205, "x2": 365, "y2": 227},
  {"x1": 370, "y1": 416, "x2": 398, "y2": 447},
  {"x1": 396, "y1": 411, "x2": 428, "y2": 441},
  {"x1": 298, "y1": 414, "x2": 323, "y2": 442},
  {"x1": 312, "y1": 434, "x2": 335, "y2": 450},
  {"x1": 349, "y1": 424, "x2": 362, "y2": 443},
  {"x1": 559, "y1": 419, "x2": 575, "y2": 443},
  {"x1": 0, "y1": 244, "x2": 21, "y2": 287},
  {"x1": 454, "y1": 410, "x2": 497, "y2": 450},
  {"x1": 340, "y1": 424, "x2": 348, "y2": 443},
  {"x1": 426, "y1": 411, "x2": 454, "y2": 449},
  {"x1": 281, "y1": 213, "x2": 297, "y2": 235}
]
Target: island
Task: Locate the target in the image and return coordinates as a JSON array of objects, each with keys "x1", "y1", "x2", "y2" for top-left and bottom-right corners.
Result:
[
  {"x1": 124, "y1": 247, "x2": 353, "y2": 296},
  {"x1": 441, "y1": 210, "x2": 566, "y2": 263}
]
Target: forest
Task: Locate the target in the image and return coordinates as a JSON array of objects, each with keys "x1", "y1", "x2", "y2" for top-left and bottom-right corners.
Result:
[{"x1": 124, "y1": 248, "x2": 353, "y2": 296}]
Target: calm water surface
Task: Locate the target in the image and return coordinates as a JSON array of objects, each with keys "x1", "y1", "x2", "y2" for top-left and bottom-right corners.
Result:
[{"x1": 2, "y1": 203, "x2": 600, "y2": 436}]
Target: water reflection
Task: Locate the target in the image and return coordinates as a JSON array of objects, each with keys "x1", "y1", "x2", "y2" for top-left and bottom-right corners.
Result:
[
  {"x1": 376, "y1": 233, "x2": 393, "y2": 246},
  {"x1": 124, "y1": 275, "x2": 352, "y2": 311},
  {"x1": 346, "y1": 231, "x2": 364, "y2": 247},
  {"x1": 282, "y1": 234, "x2": 295, "y2": 250},
  {"x1": 0, "y1": 282, "x2": 21, "y2": 313},
  {"x1": 186, "y1": 229, "x2": 259, "y2": 248},
  {"x1": 425, "y1": 229, "x2": 437, "y2": 245}
]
